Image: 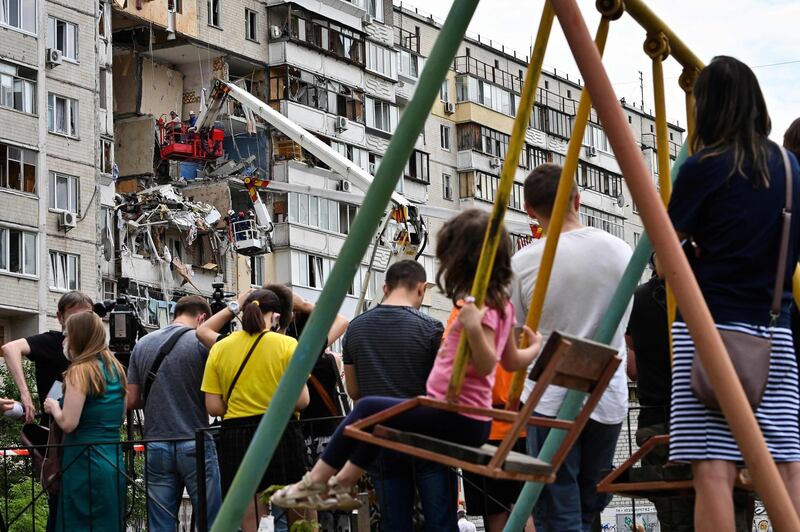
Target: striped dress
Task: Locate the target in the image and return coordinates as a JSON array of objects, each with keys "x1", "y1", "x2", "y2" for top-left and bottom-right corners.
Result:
[{"x1": 669, "y1": 321, "x2": 800, "y2": 462}]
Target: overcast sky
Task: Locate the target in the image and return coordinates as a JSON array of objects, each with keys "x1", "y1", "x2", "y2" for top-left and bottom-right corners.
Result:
[{"x1": 413, "y1": 0, "x2": 800, "y2": 142}]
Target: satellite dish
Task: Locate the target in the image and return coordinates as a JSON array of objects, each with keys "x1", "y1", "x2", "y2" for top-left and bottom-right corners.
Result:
[{"x1": 616, "y1": 193, "x2": 625, "y2": 208}]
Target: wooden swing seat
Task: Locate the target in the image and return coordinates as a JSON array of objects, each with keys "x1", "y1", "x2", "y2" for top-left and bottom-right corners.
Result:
[
  {"x1": 344, "y1": 331, "x2": 622, "y2": 483},
  {"x1": 597, "y1": 434, "x2": 753, "y2": 498}
]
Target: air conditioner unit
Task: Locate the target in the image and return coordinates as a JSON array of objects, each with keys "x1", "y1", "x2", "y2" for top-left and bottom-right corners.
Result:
[
  {"x1": 444, "y1": 102, "x2": 456, "y2": 114},
  {"x1": 46, "y1": 48, "x2": 63, "y2": 67},
  {"x1": 369, "y1": 162, "x2": 376, "y2": 174},
  {"x1": 362, "y1": 13, "x2": 373, "y2": 25},
  {"x1": 270, "y1": 25, "x2": 282, "y2": 39},
  {"x1": 59, "y1": 211, "x2": 77, "y2": 230},
  {"x1": 335, "y1": 116, "x2": 349, "y2": 132},
  {"x1": 338, "y1": 179, "x2": 352, "y2": 192},
  {"x1": 489, "y1": 157, "x2": 501, "y2": 168},
  {"x1": 585, "y1": 145, "x2": 598, "y2": 157}
]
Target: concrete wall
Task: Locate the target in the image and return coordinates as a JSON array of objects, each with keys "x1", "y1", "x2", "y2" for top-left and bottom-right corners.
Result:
[{"x1": 114, "y1": 116, "x2": 157, "y2": 177}]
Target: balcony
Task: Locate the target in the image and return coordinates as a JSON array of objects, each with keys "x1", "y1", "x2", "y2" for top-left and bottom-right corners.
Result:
[{"x1": 279, "y1": 100, "x2": 367, "y2": 146}]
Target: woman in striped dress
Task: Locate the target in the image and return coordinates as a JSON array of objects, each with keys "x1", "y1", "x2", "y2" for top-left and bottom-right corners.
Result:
[{"x1": 668, "y1": 56, "x2": 800, "y2": 530}]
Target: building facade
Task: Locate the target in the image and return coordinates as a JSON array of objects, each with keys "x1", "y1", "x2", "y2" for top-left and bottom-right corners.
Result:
[
  {"x1": 0, "y1": 0, "x2": 683, "y2": 343},
  {"x1": 0, "y1": 0, "x2": 114, "y2": 343}
]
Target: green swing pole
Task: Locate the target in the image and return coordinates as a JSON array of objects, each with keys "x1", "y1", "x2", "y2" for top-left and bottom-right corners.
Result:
[
  {"x1": 209, "y1": 2, "x2": 481, "y2": 530},
  {"x1": 504, "y1": 142, "x2": 689, "y2": 531}
]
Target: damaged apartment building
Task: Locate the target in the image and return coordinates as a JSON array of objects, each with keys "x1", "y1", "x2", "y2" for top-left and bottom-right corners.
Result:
[{"x1": 0, "y1": 0, "x2": 685, "y2": 341}]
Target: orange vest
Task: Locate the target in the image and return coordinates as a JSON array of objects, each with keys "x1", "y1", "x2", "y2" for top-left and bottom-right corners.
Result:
[{"x1": 442, "y1": 305, "x2": 525, "y2": 442}]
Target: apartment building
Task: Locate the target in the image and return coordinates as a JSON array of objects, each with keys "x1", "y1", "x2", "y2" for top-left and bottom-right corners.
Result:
[{"x1": 0, "y1": 0, "x2": 114, "y2": 342}]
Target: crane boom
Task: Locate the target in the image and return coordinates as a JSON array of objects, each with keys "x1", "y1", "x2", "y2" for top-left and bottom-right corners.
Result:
[{"x1": 206, "y1": 79, "x2": 411, "y2": 209}]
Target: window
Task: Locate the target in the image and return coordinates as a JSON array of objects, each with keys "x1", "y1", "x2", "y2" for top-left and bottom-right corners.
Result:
[
  {"x1": 245, "y1": 8, "x2": 257, "y2": 41},
  {"x1": 168, "y1": 0, "x2": 182, "y2": 13},
  {"x1": 530, "y1": 105, "x2": 572, "y2": 138},
  {"x1": 405, "y1": 150, "x2": 429, "y2": 183},
  {"x1": 207, "y1": 0, "x2": 220, "y2": 27},
  {"x1": 0, "y1": 227, "x2": 37, "y2": 276},
  {"x1": 100, "y1": 138, "x2": 113, "y2": 175},
  {"x1": 366, "y1": 0, "x2": 383, "y2": 22},
  {"x1": 280, "y1": 6, "x2": 365, "y2": 64},
  {"x1": 47, "y1": 93, "x2": 79, "y2": 137},
  {"x1": 440, "y1": 125, "x2": 450, "y2": 151},
  {"x1": 49, "y1": 251, "x2": 79, "y2": 291},
  {"x1": 527, "y1": 145, "x2": 549, "y2": 169},
  {"x1": 47, "y1": 17, "x2": 78, "y2": 61},
  {"x1": 580, "y1": 205, "x2": 624, "y2": 239},
  {"x1": 460, "y1": 171, "x2": 525, "y2": 212},
  {"x1": 269, "y1": 66, "x2": 364, "y2": 123},
  {"x1": 442, "y1": 173, "x2": 453, "y2": 201},
  {"x1": 398, "y1": 49, "x2": 420, "y2": 79},
  {"x1": 584, "y1": 123, "x2": 609, "y2": 153},
  {"x1": 0, "y1": 143, "x2": 36, "y2": 193},
  {"x1": 457, "y1": 123, "x2": 509, "y2": 159},
  {"x1": 366, "y1": 42, "x2": 397, "y2": 79},
  {"x1": 49, "y1": 172, "x2": 79, "y2": 213},
  {"x1": 454, "y1": 74, "x2": 517, "y2": 117},
  {"x1": 440, "y1": 79, "x2": 450, "y2": 103},
  {"x1": 250, "y1": 255, "x2": 264, "y2": 287},
  {"x1": 0, "y1": 61, "x2": 36, "y2": 115},
  {"x1": 98, "y1": 1, "x2": 109, "y2": 37},
  {"x1": 577, "y1": 161, "x2": 622, "y2": 198},
  {"x1": 365, "y1": 97, "x2": 397, "y2": 133},
  {"x1": 99, "y1": 69, "x2": 107, "y2": 110},
  {"x1": 0, "y1": 0, "x2": 36, "y2": 33}
]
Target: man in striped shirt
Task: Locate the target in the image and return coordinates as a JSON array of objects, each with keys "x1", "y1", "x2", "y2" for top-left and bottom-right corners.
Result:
[{"x1": 342, "y1": 260, "x2": 454, "y2": 530}]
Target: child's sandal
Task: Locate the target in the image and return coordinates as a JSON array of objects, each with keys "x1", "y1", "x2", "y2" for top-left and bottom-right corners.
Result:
[
  {"x1": 270, "y1": 472, "x2": 327, "y2": 509},
  {"x1": 320, "y1": 476, "x2": 361, "y2": 511}
]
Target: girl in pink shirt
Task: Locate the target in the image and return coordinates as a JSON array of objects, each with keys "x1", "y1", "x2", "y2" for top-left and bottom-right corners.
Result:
[{"x1": 273, "y1": 209, "x2": 542, "y2": 510}]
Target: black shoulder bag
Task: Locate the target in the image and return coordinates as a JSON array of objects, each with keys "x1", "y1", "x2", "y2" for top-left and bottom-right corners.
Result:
[
  {"x1": 225, "y1": 331, "x2": 269, "y2": 404},
  {"x1": 142, "y1": 326, "x2": 192, "y2": 404},
  {"x1": 691, "y1": 147, "x2": 793, "y2": 411}
]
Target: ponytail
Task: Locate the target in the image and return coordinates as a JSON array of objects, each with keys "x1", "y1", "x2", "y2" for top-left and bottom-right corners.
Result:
[{"x1": 240, "y1": 289, "x2": 282, "y2": 335}]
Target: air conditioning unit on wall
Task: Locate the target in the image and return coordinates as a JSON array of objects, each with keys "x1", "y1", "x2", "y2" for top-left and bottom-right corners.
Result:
[
  {"x1": 59, "y1": 211, "x2": 77, "y2": 230},
  {"x1": 585, "y1": 145, "x2": 598, "y2": 158},
  {"x1": 335, "y1": 116, "x2": 349, "y2": 132},
  {"x1": 338, "y1": 179, "x2": 352, "y2": 192},
  {"x1": 362, "y1": 13, "x2": 373, "y2": 25},
  {"x1": 46, "y1": 48, "x2": 62, "y2": 67},
  {"x1": 444, "y1": 102, "x2": 456, "y2": 114},
  {"x1": 489, "y1": 157, "x2": 501, "y2": 168}
]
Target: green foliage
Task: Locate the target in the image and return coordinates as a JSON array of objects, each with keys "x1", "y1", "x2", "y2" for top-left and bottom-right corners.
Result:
[
  {"x1": 5, "y1": 477, "x2": 48, "y2": 532},
  {"x1": 290, "y1": 519, "x2": 321, "y2": 532}
]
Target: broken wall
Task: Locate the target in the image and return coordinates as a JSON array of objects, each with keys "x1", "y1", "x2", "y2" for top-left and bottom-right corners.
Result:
[
  {"x1": 111, "y1": 0, "x2": 199, "y2": 38},
  {"x1": 113, "y1": 55, "x2": 185, "y2": 118},
  {"x1": 115, "y1": 116, "x2": 157, "y2": 177}
]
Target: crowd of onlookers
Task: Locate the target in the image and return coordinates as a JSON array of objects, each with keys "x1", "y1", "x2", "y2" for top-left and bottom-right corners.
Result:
[{"x1": 2, "y1": 55, "x2": 800, "y2": 532}]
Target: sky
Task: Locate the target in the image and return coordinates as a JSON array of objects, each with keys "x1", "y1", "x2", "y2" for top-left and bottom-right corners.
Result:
[{"x1": 413, "y1": 0, "x2": 800, "y2": 142}]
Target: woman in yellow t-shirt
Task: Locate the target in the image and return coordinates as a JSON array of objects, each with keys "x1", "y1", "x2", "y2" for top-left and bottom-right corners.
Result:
[{"x1": 199, "y1": 288, "x2": 310, "y2": 532}]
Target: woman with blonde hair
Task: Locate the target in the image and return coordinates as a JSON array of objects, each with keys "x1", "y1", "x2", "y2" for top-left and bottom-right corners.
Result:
[{"x1": 44, "y1": 311, "x2": 127, "y2": 531}]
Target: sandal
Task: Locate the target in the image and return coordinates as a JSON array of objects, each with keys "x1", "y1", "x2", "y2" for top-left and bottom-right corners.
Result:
[
  {"x1": 270, "y1": 472, "x2": 328, "y2": 510},
  {"x1": 319, "y1": 476, "x2": 362, "y2": 511}
]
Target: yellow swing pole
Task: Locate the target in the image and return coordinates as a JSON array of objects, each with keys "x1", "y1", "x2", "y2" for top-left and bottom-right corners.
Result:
[
  {"x1": 645, "y1": 32, "x2": 677, "y2": 354},
  {"x1": 446, "y1": 1, "x2": 554, "y2": 401},
  {"x1": 506, "y1": 13, "x2": 614, "y2": 409}
]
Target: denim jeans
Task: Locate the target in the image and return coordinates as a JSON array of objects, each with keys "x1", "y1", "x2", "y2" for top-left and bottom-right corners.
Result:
[
  {"x1": 526, "y1": 416, "x2": 622, "y2": 532},
  {"x1": 370, "y1": 453, "x2": 458, "y2": 532},
  {"x1": 146, "y1": 439, "x2": 222, "y2": 531}
]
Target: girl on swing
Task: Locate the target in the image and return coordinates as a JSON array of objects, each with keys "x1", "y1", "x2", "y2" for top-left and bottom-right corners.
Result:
[{"x1": 272, "y1": 208, "x2": 543, "y2": 510}]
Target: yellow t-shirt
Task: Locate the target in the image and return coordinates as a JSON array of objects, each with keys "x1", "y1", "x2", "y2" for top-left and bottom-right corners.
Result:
[{"x1": 201, "y1": 330, "x2": 298, "y2": 419}]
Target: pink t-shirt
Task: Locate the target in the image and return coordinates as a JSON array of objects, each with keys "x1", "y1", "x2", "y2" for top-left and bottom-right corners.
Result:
[{"x1": 426, "y1": 301, "x2": 516, "y2": 420}]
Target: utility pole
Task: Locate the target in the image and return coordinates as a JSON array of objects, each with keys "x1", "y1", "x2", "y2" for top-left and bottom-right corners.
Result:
[{"x1": 638, "y1": 70, "x2": 644, "y2": 110}]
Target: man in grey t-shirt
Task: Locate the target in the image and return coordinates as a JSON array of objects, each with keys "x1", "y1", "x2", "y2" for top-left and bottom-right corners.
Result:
[{"x1": 127, "y1": 295, "x2": 221, "y2": 531}]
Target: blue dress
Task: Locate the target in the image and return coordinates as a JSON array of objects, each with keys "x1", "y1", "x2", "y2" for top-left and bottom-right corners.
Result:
[{"x1": 56, "y1": 358, "x2": 126, "y2": 531}]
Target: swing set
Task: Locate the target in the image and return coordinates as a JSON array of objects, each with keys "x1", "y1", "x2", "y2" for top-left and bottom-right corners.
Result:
[{"x1": 210, "y1": 1, "x2": 800, "y2": 531}]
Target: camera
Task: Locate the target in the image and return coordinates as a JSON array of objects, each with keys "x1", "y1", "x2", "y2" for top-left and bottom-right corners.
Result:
[
  {"x1": 210, "y1": 282, "x2": 236, "y2": 336},
  {"x1": 107, "y1": 278, "x2": 146, "y2": 365}
]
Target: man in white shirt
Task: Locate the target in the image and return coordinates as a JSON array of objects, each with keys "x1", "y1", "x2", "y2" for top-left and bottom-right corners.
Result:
[{"x1": 511, "y1": 163, "x2": 632, "y2": 532}]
